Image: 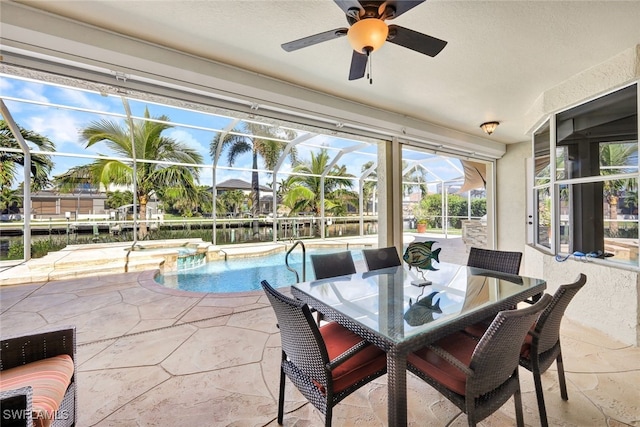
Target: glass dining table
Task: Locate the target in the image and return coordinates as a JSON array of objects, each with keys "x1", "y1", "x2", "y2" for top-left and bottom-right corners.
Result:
[{"x1": 290, "y1": 262, "x2": 547, "y2": 427}]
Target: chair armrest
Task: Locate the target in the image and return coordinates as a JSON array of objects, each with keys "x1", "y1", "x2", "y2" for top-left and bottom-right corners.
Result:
[
  {"x1": 426, "y1": 344, "x2": 474, "y2": 377},
  {"x1": 326, "y1": 340, "x2": 370, "y2": 371},
  {"x1": 0, "y1": 386, "x2": 34, "y2": 427}
]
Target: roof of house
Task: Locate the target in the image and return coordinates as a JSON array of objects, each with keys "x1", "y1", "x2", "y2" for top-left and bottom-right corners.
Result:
[{"x1": 215, "y1": 179, "x2": 272, "y2": 193}]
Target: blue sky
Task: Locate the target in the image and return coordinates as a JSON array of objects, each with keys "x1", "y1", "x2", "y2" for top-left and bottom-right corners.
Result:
[{"x1": 1, "y1": 73, "x2": 464, "y2": 192}]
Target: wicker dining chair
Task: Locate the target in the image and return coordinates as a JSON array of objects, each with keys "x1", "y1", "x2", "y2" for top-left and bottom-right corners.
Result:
[
  {"x1": 466, "y1": 247, "x2": 523, "y2": 275},
  {"x1": 362, "y1": 247, "x2": 402, "y2": 272},
  {"x1": 309, "y1": 251, "x2": 357, "y2": 323},
  {"x1": 310, "y1": 251, "x2": 356, "y2": 280},
  {"x1": 261, "y1": 280, "x2": 386, "y2": 427},
  {"x1": 519, "y1": 273, "x2": 587, "y2": 427},
  {"x1": 407, "y1": 294, "x2": 552, "y2": 427}
]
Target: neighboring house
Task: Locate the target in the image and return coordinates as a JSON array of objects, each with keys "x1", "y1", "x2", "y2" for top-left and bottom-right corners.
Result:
[
  {"x1": 213, "y1": 179, "x2": 274, "y2": 215},
  {"x1": 30, "y1": 189, "x2": 108, "y2": 219}
]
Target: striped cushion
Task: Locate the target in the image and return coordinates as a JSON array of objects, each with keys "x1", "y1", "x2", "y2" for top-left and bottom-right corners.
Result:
[{"x1": 0, "y1": 354, "x2": 74, "y2": 427}]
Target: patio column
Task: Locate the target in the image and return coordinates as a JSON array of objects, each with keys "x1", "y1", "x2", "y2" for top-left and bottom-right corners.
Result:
[{"x1": 377, "y1": 138, "x2": 403, "y2": 251}]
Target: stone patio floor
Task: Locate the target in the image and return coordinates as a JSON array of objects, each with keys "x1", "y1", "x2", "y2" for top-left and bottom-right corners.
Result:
[{"x1": 0, "y1": 235, "x2": 639, "y2": 426}]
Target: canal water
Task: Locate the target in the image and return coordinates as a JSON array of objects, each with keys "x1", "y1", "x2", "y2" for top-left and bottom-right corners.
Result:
[{"x1": 0, "y1": 221, "x2": 379, "y2": 259}]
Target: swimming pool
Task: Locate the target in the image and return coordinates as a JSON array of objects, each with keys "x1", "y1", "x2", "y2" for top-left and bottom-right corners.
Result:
[{"x1": 155, "y1": 248, "x2": 363, "y2": 293}]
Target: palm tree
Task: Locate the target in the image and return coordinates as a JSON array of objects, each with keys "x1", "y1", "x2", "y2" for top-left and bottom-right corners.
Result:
[
  {"x1": 360, "y1": 161, "x2": 377, "y2": 215},
  {"x1": 281, "y1": 185, "x2": 315, "y2": 214},
  {"x1": 0, "y1": 187, "x2": 21, "y2": 214},
  {"x1": 219, "y1": 189, "x2": 246, "y2": 216},
  {"x1": 210, "y1": 123, "x2": 296, "y2": 238},
  {"x1": 601, "y1": 142, "x2": 638, "y2": 235},
  {"x1": 0, "y1": 120, "x2": 56, "y2": 209},
  {"x1": 624, "y1": 190, "x2": 638, "y2": 213},
  {"x1": 56, "y1": 108, "x2": 203, "y2": 238},
  {"x1": 402, "y1": 161, "x2": 428, "y2": 198},
  {"x1": 359, "y1": 160, "x2": 427, "y2": 215},
  {"x1": 105, "y1": 190, "x2": 133, "y2": 210},
  {"x1": 285, "y1": 149, "x2": 356, "y2": 236},
  {"x1": 166, "y1": 185, "x2": 213, "y2": 217}
]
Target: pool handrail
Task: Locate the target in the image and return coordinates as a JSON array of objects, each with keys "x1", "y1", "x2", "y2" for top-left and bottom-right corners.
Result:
[{"x1": 285, "y1": 240, "x2": 306, "y2": 283}]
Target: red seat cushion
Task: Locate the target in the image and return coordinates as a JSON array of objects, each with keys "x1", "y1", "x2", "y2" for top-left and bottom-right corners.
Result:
[
  {"x1": 319, "y1": 322, "x2": 386, "y2": 394},
  {"x1": 408, "y1": 331, "x2": 477, "y2": 395},
  {"x1": 519, "y1": 332, "x2": 534, "y2": 359},
  {"x1": 0, "y1": 354, "x2": 74, "y2": 427},
  {"x1": 463, "y1": 322, "x2": 490, "y2": 338}
]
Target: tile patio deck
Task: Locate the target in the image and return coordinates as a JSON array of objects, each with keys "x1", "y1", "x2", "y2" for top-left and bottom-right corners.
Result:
[{"x1": 0, "y1": 236, "x2": 638, "y2": 426}]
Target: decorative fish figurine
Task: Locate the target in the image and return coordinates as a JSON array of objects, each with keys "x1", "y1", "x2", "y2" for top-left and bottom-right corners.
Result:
[
  {"x1": 404, "y1": 291, "x2": 442, "y2": 326},
  {"x1": 403, "y1": 241, "x2": 441, "y2": 271}
]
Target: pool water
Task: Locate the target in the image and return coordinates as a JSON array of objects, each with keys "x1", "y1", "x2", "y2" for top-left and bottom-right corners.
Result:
[{"x1": 156, "y1": 249, "x2": 363, "y2": 293}]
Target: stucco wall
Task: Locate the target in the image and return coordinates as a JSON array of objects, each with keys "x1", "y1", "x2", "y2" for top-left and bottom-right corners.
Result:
[
  {"x1": 496, "y1": 141, "x2": 530, "y2": 253},
  {"x1": 524, "y1": 246, "x2": 640, "y2": 347},
  {"x1": 524, "y1": 45, "x2": 640, "y2": 134}
]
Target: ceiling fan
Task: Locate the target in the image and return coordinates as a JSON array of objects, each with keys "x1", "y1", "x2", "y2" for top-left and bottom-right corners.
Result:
[{"x1": 281, "y1": 0, "x2": 447, "y2": 82}]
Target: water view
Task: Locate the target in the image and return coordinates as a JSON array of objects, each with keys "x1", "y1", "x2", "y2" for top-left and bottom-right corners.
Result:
[{"x1": 0, "y1": 219, "x2": 377, "y2": 260}]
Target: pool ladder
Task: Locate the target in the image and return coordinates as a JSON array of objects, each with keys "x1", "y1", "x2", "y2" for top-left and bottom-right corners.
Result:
[{"x1": 285, "y1": 240, "x2": 306, "y2": 283}]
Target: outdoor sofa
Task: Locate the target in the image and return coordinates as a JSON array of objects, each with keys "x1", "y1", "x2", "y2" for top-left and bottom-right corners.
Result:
[{"x1": 0, "y1": 326, "x2": 76, "y2": 427}]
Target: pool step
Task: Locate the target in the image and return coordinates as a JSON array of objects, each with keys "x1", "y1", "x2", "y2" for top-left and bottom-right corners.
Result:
[
  {"x1": 6, "y1": 246, "x2": 167, "y2": 285},
  {"x1": 27, "y1": 246, "x2": 171, "y2": 270},
  {"x1": 15, "y1": 258, "x2": 162, "y2": 282},
  {"x1": 46, "y1": 259, "x2": 164, "y2": 281}
]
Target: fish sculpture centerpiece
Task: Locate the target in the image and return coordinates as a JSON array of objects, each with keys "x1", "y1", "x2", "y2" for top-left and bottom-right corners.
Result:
[{"x1": 403, "y1": 241, "x2": 441, "y2": 281}]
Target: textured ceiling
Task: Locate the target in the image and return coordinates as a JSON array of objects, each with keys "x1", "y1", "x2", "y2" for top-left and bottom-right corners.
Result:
[{"x1": 10, "y1": 0, "x2": 640, "y2": 145}]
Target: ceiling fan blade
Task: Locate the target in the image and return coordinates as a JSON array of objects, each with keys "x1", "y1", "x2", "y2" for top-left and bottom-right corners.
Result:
[
  {"x1": 334, "y1": 0, "x2": 363, "y2": 16},
  {"x1": 349, "y1": 51, "x2": 368, "y2": 80},
  {"x1": 282, "y1": 28, "x2": 348, "y2": 52},
  {"x1": 383, "y1": 0, "x2": 425, "y2": 19},
  {"x1": 387, "y1": 25, "x2": 447, "y2": 57}
]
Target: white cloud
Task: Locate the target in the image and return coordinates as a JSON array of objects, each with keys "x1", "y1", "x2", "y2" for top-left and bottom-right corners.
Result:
[
  {"x1": 26, "y1": 110, "x2": 87, "y2": 152},
  {"x1": 57, "y1": 87, "x2": 111, "y2": 111},
  {"x1": 19, "y1": 84, "x2": 49, "y2": 103},
  {"x1": 167, "y1": 128, "x2": 199, "y2": 148},
  {"x1": 0, "y1": 77, "x2": 14, "y2": 93},
  {"x1": 0, "y1": 80, "x2": 46, "y2": 115},
  {"x1": 199, "y1": 168, "x2": 214, "y2": 186},
  {"x1": 167, "y1": 128, "x2": 213, "y2": 163}
]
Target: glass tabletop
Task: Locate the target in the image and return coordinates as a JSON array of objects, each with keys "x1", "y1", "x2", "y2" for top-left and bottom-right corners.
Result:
[{"x1": 292, "y1": 263, "x2": 546, "y2": 343}]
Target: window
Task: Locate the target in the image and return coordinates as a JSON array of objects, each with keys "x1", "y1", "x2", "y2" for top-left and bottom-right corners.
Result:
[
  {"x1": 1, "y1": 71, "x2": 486, "y2": 262},
  {"x1": 533, "y1": 121, "x2": 551, "y2": 248},
  {"x1": 534, "y1": 84, "x2": 639, "y2": 266}
]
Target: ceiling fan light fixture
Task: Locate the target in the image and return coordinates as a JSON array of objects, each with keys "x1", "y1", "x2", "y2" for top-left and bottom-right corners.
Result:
[
  {"x1": 480, "y1": 121, "x2": 500, "y2": 135},
  {"x1": 347, "y1": 18, "x2": 389, "y2": 53}
]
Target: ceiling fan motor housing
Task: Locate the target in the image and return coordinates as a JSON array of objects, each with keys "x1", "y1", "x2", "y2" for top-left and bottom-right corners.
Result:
[{"x1": 346, "y1": 2, "x2": 395, "y2": 25}]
